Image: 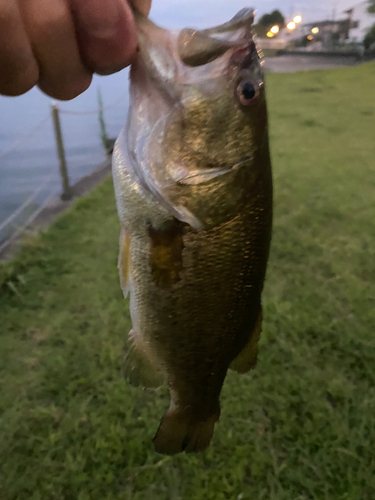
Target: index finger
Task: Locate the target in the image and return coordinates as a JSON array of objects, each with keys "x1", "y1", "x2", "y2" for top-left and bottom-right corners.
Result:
[
  {"x1": 70, "y1": 0, "x2": 138, "y2": 75},
  {"x1": 0, "y1": 0, "x2": 39, "y2": 96}
]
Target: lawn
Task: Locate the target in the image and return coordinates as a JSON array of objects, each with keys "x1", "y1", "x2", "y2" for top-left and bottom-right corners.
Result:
[{"x1": 0, "y1": 62, "x2": 375, "y2": 500}]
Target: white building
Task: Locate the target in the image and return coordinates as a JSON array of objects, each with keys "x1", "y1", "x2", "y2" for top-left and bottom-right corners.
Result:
[{"x1": 345, "y1": 1, "x2": 374, "y2": 42}]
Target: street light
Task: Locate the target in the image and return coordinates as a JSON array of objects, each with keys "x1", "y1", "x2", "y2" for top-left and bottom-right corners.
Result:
[
  {"x1": 270, "y1": 25, "x2": 279, "y2": 34},
  {"x1": 311, "y1": 27, "x2": 319, "y2": 34},
  {"x1": 267, "y1": 31, "x2": 274, "y2": 38},
  {"x1": 293, "y1": 15, "x2": 302, "y2": 24},
  {"x1": 287, "y1": 21, "x2": 296, "y2": 30}
]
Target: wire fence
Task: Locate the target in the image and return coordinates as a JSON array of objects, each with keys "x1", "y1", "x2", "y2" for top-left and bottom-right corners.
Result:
[
  {"x1": 0, "y1": 88, "x2": 128, "y2": 255},
  {"x1": 0, "y1": 114, "x2": 51, "y2": 161}
]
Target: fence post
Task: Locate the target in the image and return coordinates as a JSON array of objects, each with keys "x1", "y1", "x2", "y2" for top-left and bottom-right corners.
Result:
[
  {"x1": 97, "y1": 87, "x2": 112, "y2": 157},
  {"x1": 51, "y1": 103, "x2": 72, "y2": 200}
]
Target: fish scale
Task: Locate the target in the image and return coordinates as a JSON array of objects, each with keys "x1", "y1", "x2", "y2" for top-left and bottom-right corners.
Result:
[{"x1": 113, "y1": 7, "x2": 273, "y2": 455}]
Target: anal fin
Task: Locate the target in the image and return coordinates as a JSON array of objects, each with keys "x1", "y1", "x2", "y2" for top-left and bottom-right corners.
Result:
[{"x1": 229, "y1": 309, "x2": 263, "y2": 374}]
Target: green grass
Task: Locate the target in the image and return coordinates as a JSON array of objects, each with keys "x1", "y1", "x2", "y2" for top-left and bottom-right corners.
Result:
[{"x1": 1, "y1": 63, "x2": 375, "y2": 500}]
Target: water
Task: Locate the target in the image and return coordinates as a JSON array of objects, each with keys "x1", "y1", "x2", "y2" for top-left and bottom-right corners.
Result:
[
  {"x1": 0, "y1": 73, "x2": 130, "y2": 242},
  {"x1": 0, "y1": 0, "x2": 322, "y2": 242}
]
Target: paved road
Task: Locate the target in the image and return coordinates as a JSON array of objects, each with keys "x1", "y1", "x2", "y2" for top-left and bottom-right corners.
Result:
[{"x1": 264, "y1": 55, "x2": 360, "y2": 73}]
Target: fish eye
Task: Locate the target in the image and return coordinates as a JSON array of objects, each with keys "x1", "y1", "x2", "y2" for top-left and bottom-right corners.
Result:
[{"x1": 236, "y1": 79, "x2": 260, "y2": 106}]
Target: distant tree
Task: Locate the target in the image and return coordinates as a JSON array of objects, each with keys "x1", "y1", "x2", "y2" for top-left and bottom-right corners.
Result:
[
  {"x1": 254, "y1": 10, "x2": 285, "y2": 38},
  {"x1": 365, "y1": 2, "x2": 375, "y2": 50},
  {"x1": 259, "y1": 10, "x2": 286, "y2": 29},
  {"x1": 364, "y1": 24, "x2": 375, "y2": 49}
]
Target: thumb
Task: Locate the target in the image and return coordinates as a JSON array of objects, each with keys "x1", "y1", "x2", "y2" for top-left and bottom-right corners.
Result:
[{"x1": 128, "y1": 0, "x2": 152, "y2": 16}]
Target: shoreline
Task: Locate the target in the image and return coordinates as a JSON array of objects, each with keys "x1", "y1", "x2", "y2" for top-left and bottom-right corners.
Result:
[{"x1": 0, "y1": 158, "x2": 112, "y2": 261}]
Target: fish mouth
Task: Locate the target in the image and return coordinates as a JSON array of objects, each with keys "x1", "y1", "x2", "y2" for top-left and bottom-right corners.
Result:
[
  {"x1": 177, "y1": 8, "x2": 256, "y2": 67},
  {"x1": 132, "y1": 7, "x2": 260, "y2": 86}
]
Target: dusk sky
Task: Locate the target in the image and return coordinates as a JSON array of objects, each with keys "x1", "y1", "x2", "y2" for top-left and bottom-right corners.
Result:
[{"x1": 150, "y1": 0, "x2": 365, "y2": 28}]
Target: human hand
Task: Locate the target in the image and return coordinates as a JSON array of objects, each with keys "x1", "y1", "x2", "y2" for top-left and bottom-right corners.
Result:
[{"x1": 0, "y1": 0, "x2": 151, "y2": 100}]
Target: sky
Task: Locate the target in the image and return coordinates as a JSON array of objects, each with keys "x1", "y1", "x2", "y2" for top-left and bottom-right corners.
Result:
[{"x1": 150, "y1": 0, "x2": 368, "y2": 29}]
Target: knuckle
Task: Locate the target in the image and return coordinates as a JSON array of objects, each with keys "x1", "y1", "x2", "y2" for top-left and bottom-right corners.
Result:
[{"x1": 26, "y1": 2, "x2": 68, "y2": 35}]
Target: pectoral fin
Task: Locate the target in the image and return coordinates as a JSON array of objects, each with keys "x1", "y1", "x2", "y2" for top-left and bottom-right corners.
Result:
[
  {"x1": 168, "y1": 164, "x2": 232, "y2": 185},
  {"x1": 148, "y1": 219, "x2": 184, "y2": 288},
  {"x1": 118, "y1": 228, "x2": 131, "y2": 298}
]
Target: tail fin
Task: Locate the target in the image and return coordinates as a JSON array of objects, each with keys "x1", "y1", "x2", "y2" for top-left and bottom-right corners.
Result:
[{"x1": 153, "y1": 406, "x2": 220, "y2": 455}]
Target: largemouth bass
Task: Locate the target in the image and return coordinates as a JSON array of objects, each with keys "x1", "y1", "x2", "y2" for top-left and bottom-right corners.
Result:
[{"x1": 112, "y1": 7, "x2": 273, "y2": 455}]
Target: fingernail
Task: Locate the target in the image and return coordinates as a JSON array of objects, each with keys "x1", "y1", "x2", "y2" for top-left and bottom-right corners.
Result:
[{"x1": 79, "y1": 0, "x2": 123, "y2": 38}]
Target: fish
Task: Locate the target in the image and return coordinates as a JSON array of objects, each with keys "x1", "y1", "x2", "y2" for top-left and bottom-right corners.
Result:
[{"x1": 112, "y1": 7, "x2": 273, "y2": 455}]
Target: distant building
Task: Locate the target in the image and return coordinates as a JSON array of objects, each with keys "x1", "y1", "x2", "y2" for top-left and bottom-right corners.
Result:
[
  {"x1": 301, "y1": 19, "x2": 352, "y2": 47},
  {"x1": 344, "y1": 1, "x2": 374, "y2": 42},
  {"x1": 258, "y1": 2, "x2": 374, "y2": 51},
  {"x1": 294, "y1": 2, "x2": 373, "y2": 48}
]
